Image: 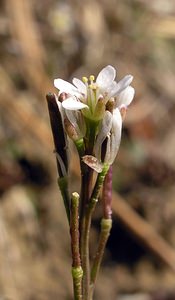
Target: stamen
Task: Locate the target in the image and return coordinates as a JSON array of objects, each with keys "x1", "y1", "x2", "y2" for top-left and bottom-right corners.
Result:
[
  {"x1": 89, "y1": 75, "x2": 95, "y2": 82},
  {"x1": 82, "y1": 76, "x2": 88, "y2": 84},
  {"x1": 88, "y1": 84, "x2": 95, "y2": 90}
]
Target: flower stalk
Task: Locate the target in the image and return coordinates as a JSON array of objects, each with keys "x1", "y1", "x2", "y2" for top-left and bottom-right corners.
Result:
[
  {"x1": 70, "y1": 192, "x2": 83, "y2": 300},
  {"x1": 90, "y1": 218, "x2": 112, "y2": 299},
  {"x1": 90, "y1": 166, "x2": 113, "y2": 299}
]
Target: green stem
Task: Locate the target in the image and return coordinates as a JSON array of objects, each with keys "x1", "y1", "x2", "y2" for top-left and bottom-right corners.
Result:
[
  {"x1": 70, "y1": 192, "x2": 83, "y2": 300},
  {"x1": 79, "y1": 120, "x2": 99, "y2": 300},
  {"x1": 75, "y1": 119, "x2": 101, "y2": 299},
  {"x1": 81, "y1": 164, "x2": 109, "y2": 300},
  {"x1": 90, "y1": 219, "x2": 112, "y2": 299},
  {"x1": 75, "y1": 138, "x2": 85, "y2": 158},
  {"x1": 80, "y1": 168, "x2": 93, "y2": 300},
  {"x1": 57, "y1": 176, "x2": 70, "y2": 223}
]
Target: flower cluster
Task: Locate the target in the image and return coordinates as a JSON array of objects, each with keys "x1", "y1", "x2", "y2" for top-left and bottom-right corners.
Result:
[{"x1": 54, "y1": 65, "x2": 135, "y2": 171}]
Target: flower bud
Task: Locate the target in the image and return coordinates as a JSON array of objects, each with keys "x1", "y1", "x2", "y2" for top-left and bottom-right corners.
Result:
[
  {"x1": 46, "y1": 93, "x2": 68, "y2": 177},
  {"x1": 64, "y1": 117, "x2": 80, "y2": 141},
  {"x1": 65, "y1": 109, "x2": 86, "y2": 141},
  {"x1": 93, "y1": 97, "x2": 106, "y2": 121}
]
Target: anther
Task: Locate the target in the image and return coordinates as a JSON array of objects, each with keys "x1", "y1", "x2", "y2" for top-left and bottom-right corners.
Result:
[
  {"x1": 82, "y1": 76, "x2": 88, "y2": 83},
  {"x1": 89, "y1": 75, "x2": 95, "y2": 82}
]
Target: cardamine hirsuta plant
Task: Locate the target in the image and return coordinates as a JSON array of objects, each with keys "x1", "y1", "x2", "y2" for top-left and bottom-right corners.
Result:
[{"x1": 46, "y1": 65, "x2": 135, "y2": 300}]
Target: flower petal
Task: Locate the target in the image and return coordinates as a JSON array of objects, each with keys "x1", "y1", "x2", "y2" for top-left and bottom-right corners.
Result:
[
  {"x1": 62, "y1": 97, "x2": 88, "y2": 110},
  {"x1": 112, "y1": 107, "x2": 122, "y2": 132},
  {"x1": 110, "y1": 75, "x2": 133, "y2": 97},
  {"x1": 94, "y1": 111, "x2": 113, "y2": 161},
  {"x1": 117, "y1": 86, "x2": 135, "y2": 107},
  {"x1": 96, "y1": 65, "x2": 116, "y2": 89},
  {"x1": 65, "y1": 109, "x2": 86, "y2": 138},
  {"x1": 108, "y1": 108, "x2": 122, "y2": 164},
  {"x1": 106, "y1": 81, "x2": 118, "y2": 98},
  {"x1": 72, "y1": 78, "x2": 87, "y2": 96},
  {"x1": 96, "y1": 111, "x2": 113, "y2": 144},
  {"x1": 117, "y1": 75, "x2": 133, "y2": 92},
  {"x1": 54, "y1": 78, "x2": 78, "y2": 94}
]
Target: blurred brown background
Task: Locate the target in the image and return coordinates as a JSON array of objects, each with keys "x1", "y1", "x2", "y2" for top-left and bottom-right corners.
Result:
[{"x1": 1, "y1": 0, "x2": 175, "y2": 299}]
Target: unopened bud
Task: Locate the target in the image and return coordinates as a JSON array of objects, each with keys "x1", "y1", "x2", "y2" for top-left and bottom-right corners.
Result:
[
  {"x1": 93, "y1": 97, "x2": 105, "y2": 120},
  {"x1": 64, "y1": 117, "x2": 79, "y2": 141}
]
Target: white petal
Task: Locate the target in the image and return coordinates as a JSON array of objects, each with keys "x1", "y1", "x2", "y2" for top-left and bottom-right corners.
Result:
[
  {"x1": 62, "y1": 97, "x2": 88, "y2": 110},
  {"x1": 112, "y1": 108, "x2": 122, "y2": 132},
  {"x1": 107, "y1": 81, "x2": 118, "y2": 98},
  {"x1": 65, "y1": 110, "x2": 86, "y2": 138},
  {"x1": 117, "y1": 86, "x2": 135, "y2": 107},
  {"x1": 94, "y1": 111, "x2": 112, "y2": 160},
  {"x1": 65, "y1": 109, "x2": 78, "y2": 127},
  {"x1": 96, "y1": 65, "x2": 116, "y2": 89},
  {"x1": 96, "y1": 111, "x2": 113, "y2": 143},
  {"x1": 72, "y1": 78, "x2": 87, "y2": 96},
  {"x1": 54, "y1": 78, "x2": 78, "y2": 94},
  {"x1": 117, "y1": 75, "x2": 133, "y2": 92},
  {"x1": 110, "y1": 75, "x2": 133, "y2": 97},
  {"x1": 108, "y1": 108, "x2": 122, "y2": 164}
]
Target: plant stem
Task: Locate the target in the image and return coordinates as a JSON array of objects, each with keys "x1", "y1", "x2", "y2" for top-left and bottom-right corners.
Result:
[
  {"x1": 103, "y1": 166, "x2": 113, "y2": 219},
  {"x1": 79, "y1": 120, "x2": 99, "y2": 299},
  {"x1": 90, "y1": 167, "x2": 113, "y2": 299},
  {"x1": 90, "y1": 218, "x2": 112, "y2": 299},
  {"x1": 81, "y1": 164, "x2": 109, "y2": 299},
  {"x1": 80, "y1": 167, "x2": 93, "y2": 300},
  {"x1": 70, "y1": 192, "x2": 83, "y2": 300},
  {"x1": 75, "y1": 137, "x2": 92, "y2": 299}
]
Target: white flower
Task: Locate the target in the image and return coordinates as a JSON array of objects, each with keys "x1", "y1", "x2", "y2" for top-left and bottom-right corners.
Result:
[
  {"x1": 54, "y1": 65, "x2": 134, "y2": 118},
  {"x1": 54, "y1": 65, "x2": 134, "y2": 160}
]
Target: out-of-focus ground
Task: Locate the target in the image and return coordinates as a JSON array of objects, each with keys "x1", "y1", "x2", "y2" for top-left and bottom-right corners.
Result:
[{"x1": 1, "y1": 0, "x2": 175, "y2": 299}]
